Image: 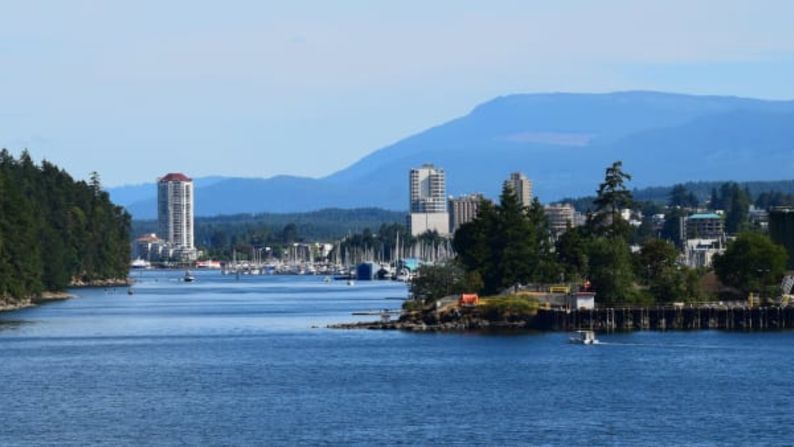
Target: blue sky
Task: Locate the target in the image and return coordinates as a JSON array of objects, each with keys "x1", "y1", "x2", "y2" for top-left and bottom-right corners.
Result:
[{"x1": 1, "y1": 0, "x2": 794, "y2": 186}]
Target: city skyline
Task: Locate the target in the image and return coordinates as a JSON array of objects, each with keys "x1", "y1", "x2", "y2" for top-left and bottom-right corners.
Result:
[{"x1": 2, "y1": 1, "x2": 794, "y2": 186}]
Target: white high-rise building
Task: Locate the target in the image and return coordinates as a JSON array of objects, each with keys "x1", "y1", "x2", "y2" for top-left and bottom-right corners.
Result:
[
  {"x1": 408, "y1": 164, "x2": 449, "y2": 236},
  {"x1": 157, "y1": 172, "x2": 196, "y2": 261},
  {"x1": 505, "y1": 172, "x2": 533, "y2": 208}
]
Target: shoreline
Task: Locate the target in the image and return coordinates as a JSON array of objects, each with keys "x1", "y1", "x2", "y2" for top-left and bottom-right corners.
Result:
[
  {"x1": 330, "y1": 305, "x2": 794, "y2": 332},
  {"x1": 0, "y1": 277, "x2": 131, "y2": 314}
]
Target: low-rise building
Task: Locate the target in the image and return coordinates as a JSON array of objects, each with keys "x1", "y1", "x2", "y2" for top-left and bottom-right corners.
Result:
[
  {"x1": 133, "y1": 233, "x2": 170, "y2": 262},
  {"x1": 685, "y1": 213, "x2": 724, "y2": 240}
]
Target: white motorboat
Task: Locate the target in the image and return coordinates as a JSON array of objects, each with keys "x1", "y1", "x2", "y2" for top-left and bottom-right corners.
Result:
[
  {"x1": 183, "y1": 270, "x2": 196, "y2": 282},
  {"x1": 569, "y1": 330, "x2": 599, "y2": 345}
]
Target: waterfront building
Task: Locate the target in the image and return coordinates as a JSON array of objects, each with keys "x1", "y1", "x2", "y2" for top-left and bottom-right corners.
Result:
[
  {"x1": 505, "y1": 172, "x2": 533, "y2": 208},
  {"x1": 769, "y1": 207, "x2": 794, "y2": 269},
  {"x1": 408, "y1": 164, "x2": 449, "y2": 236},
  {"x1": 545, "y1": 203, "x2": 577, "y2": 235},
  {"x1": 684, "y1": 213, "x2": 724, "y2": 240},
  {"x1": 133, "y1": 233, "x2": 169, "y2": 262},
  {"x1": 157, "y1": 172, "x2": 197, "y2": 261},
  {"x1": 448, "y1": 193, "x2": 484, "y2": 233}
]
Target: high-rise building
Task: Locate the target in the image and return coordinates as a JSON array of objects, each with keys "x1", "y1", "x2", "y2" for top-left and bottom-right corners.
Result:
[
  {"x1": 408, "y1": 164, "x2": 449, "y2": 236},
  {"x1": 505, "y1": 172, "x2": 533, "y2": 208},
  {"x1": 157, "y1": 172, "x2": 196, "y2": 261},
  {"x1": 545, "y1": 203, "x2": 576, "y2": 235},
  {"x1": 448, "y1": 193, "x2": 484, "y2": 233},
  {"x1": 410, "y1": 164, "x2": 447, "y2": 213}
]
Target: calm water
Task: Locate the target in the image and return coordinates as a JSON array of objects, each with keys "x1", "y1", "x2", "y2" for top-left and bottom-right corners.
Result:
[{"x1": 2, "y1": 271, "x2": 794, "y2": 446}]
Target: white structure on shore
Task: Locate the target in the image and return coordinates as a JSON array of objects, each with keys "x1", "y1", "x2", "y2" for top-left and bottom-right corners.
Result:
[
  {"x1": 408, "y1": 164, "x2": 449, "y2": 236},
  {"x1": 505, "y1": 172, "x2": 533, "y2": 208},
  {"x1": 158, "y1": 172, "x2": 197, "y2": 261}
]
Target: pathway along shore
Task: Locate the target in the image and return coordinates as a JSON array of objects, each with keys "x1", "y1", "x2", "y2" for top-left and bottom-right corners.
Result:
[{"x1": 329, "y1": 305, "x2": 794, "y2": 332}]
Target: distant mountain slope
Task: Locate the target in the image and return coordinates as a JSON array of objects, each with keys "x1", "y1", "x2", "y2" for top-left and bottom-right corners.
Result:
[
  {"x1": 109, "y1": 91, "x2": 794, "y2": 218},
  {"x1": 132, "y1": 208, "x2": 405, "y2": 243}
]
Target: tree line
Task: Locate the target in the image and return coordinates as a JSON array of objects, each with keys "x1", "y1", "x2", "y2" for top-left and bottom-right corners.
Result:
[
  {"x1": 413, "y1": 161, "x2": 789, "y2": 306},
  {"x1": 0, "y1": 150, "x2": 130, "y2": 303}
]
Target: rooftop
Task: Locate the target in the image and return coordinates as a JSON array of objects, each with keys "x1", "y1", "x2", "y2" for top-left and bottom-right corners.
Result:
[
  {"x1": 688, "y1": 213, "x2": 722, "y2": 220},
  {"x1": 159, "y1": 172, "x2": 192, "y2": 182}
]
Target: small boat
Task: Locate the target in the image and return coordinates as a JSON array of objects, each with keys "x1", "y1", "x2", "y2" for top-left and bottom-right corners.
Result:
[
  {"x1": 569, "y1": 330, "x2": 599, "y2": 345},
  {"x1": 347, "y1": 279, "x2": 355, "y2": 286},
  {"x1": 127, "y1": 287, "x2": 134, "y2": 295},
  {"x1": 183, "y1": 271, "x2": 196, "y2": 282}
]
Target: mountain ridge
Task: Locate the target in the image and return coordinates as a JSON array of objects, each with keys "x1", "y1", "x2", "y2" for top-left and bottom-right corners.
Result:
[{"x1": 110, "y1": 91, "x2": 794, "y2": 219}]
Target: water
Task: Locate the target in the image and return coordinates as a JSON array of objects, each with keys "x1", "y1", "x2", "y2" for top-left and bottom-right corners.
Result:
[{"x1": 2, "y1": 271, "x2": 794, "y2": 446}]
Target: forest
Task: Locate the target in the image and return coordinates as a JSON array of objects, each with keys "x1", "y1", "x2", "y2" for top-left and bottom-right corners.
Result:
[{"x1": 0, "y1": 150, "x2": 130, "y2": 304}]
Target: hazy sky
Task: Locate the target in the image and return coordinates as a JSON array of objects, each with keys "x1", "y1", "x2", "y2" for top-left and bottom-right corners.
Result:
[{"x1": 2, "y1": 0, "x2": 794, "y2": 186}]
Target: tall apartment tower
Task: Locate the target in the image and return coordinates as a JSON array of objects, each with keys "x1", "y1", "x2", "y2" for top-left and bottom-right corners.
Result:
[
  {"x1": 408, "y1": 164, "x2": 450, "y2": 236},
  {"x1": 505, "y1": 172, "x2": 533, "y2": 208},
  {"x1": 157, "y1": 173, "x2": 196, "y2": 260},
  {"x1": 448, "y1": 193, "x2": 484, "y2": 233}
]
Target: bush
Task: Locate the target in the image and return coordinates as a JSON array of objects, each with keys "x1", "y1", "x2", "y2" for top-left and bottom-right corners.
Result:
[{"x1": 480, "y1": 295, "x2": 539, "y2": 320}]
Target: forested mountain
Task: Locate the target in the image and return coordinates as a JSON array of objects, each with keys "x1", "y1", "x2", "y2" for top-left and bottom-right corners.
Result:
[
  {"x1": 133, "y1": 208, "x2": 404, "y2": 257},
  {"x1": 110, "y1": 91, "x2": 794, "y2": 218},
  {"x1": 0, "y1": 151, "x2": 130, "y2": 305}
]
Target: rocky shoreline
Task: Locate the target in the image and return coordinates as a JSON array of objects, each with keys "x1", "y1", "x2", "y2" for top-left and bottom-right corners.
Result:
[
  {"x1": 0, "y1": 277, "x2": 131, "y2": 313},
  {"x1": 69, "y1": 277, "x2": 133, "y2": 288},
  {"x1": 329, "y1": 306, "x2": 535, "y2": 332},
  {"x1": 328, "y1": 319, "x2": 529, "y2": 332}
]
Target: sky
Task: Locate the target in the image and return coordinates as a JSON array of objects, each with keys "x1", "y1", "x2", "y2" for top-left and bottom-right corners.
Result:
[{"x1": 2, "y1": 0, "x2": 794, "y2": 186}]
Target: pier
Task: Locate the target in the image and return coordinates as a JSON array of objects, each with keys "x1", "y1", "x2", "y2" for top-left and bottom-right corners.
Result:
[{"x1": 534, "y1": 305, "x2": 794, "y2": 331}]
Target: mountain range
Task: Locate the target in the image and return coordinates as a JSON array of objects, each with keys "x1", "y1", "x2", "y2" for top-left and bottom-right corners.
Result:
[{"x1": 109, "y1": 91, "x2": 794, "y2": 219}]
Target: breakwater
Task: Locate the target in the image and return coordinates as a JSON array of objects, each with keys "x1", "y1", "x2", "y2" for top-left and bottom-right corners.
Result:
[{"x1": 534, "y1": 306, "x2": 794, "y2": 331}]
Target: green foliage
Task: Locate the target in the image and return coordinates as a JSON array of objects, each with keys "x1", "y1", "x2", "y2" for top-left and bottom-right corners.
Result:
[
  {"x1": 0, "y1": 150, "x2": 130, "y2": 302},
  {"x1": 716, "y1": 182, "x2": 750, "y2": 233},
  {"x1": 479, "y1": 295, "x2": 539, "y2": 320},
  {"x1": 668, "y1": 184, "x2": 700, "y2": 208},
  {"x1": 587, "y1": 237, "x2": 639, "y2": 305},
  {"x1": 713, "y1": 232, "x2": 788, "y2": 298},
  {"x1": 453, "y1": 187, "x2": 557, "y2": 294},
  {"x1": 755, "y1": 191, "x2": 794, "y2": 209},
  {"x1": 409, "y1": 262, "x2": 482, "y2": 303},
  {"x1": 133, "y1": 208, "x2": 405, "y2": 259},
  {"x1": 634, "y1": 239, "x2": 700, "y2": 303},
  {"x1": 660, "y1": 207, "x2": 685, "y2": 246},
  {"x1": 555, "y1": 226, "x2": 589, "y2": 282},
  {"x1": 589, "y1": 161, "x2": 633, "y2": 239}
]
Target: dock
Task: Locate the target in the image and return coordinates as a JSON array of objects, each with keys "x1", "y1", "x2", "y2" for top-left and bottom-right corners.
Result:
[{"x1": 534, "y1": 305, "x2": 794, "y2": 331}]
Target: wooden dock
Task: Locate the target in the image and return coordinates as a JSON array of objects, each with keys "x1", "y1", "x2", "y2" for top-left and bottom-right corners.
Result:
[{"x1": 534, "y1": 306, "x2": 794, "y2": 331}]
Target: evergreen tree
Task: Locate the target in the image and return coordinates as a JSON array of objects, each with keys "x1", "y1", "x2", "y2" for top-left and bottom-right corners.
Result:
[
  {"x1": 589, "y1": 161, "x2": 633, "y2": 239},
  {"x1": 0, "y1": 151, "x2": 130, "y2": 303}
]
